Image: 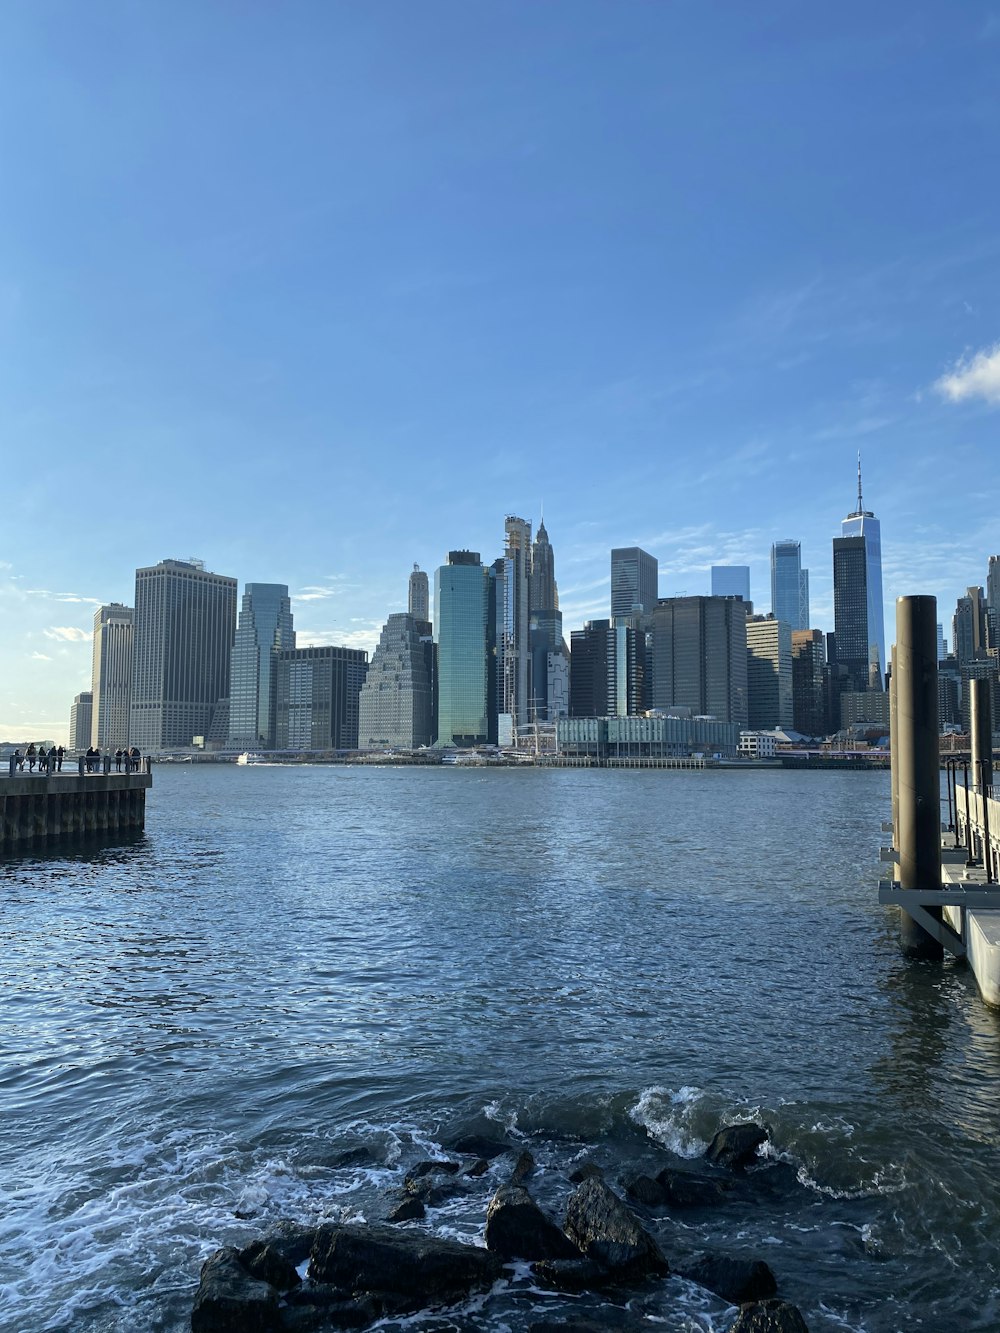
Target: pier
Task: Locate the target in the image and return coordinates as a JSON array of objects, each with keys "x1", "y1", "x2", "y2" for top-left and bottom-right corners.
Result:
[{"x1": 0, "y1": 766, "x2": 152, "y2": 853}]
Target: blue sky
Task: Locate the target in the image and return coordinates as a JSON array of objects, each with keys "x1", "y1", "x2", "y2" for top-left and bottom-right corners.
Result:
[{"x1": 2, "y1": 2, "x2": 999, "y2": 741}]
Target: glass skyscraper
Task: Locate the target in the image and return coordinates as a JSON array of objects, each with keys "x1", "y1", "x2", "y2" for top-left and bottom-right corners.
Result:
[
  {"x1": 228, "y1": 583, "x2": 295, "y2": 749},
  {"x1": 435, "y1": 551, "x2": 488, "y2": 746},
  {"x1": 770, "y1": 541, "x2": 809, "y2": 631},
  {"x1": 711, "y1": 565, "x2": 751, "y2": 602},
  {"x1": 611, "y1": 546, "x2": 658, "y2": 619},
  {"x1": 833, "y1": 464, "x2": 886, "y2": 691}
]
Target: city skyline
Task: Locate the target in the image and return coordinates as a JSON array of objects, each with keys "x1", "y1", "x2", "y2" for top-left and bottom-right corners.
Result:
[{"x1": 3, "y1": 5, "x2": 1000, "y2": 739}]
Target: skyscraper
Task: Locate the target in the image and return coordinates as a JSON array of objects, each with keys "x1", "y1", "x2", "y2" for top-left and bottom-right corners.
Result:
[
  {"x1": 832, "y1": 461, "x2": 886, "y2": 692},
  {"x1": 746, "y1": 615, "x2": 793, "y2": 729},
  {"x1": 130, "y1": 558, "x2": 238, "y2": 750},
  {"x1": 770, "y1": 541, "x2": 809, "y2": 631},
  {"x1": 791, "y1": 629, "x2": 827, "y2": 736},
  {"x1": 611, "y1": 547, "x2": 658, "y2": 619},
  {"x1": 91, "y1": 603, "x2": 133, "y2": 750},
  {"x1": 69, "y1": 692, "x2": 93, "y2": 751},
  {"x1": 275, "y1": 645, "x2": 368, "y2": 750},
  {"x1": 954, "y1": 587, "x2": 988, "y2": 666},
  {"x1": 228, "y1": 584, "x2": 295, "y2": 749},
  {"x1": 496, "y1": 516, "x2": 532, "y2": 742},
  {"x1": 408, "y1": 564, "x2": 430, "y2": 623},
  {"x1": 358, "y1": 613, "x2": 434, "y2": 750},
  {"x1": 650, "y1": 596, "x2": 748, "y2": 725},
  {"x1": 711, "y1": 565, "x2": 751, "y2": 602},
  {"x1": 435, "y1": 551, "x2": 489, "y2": 747},
  {"x1": 528, "y1": 518, "x2": 567, "y2": 721},
  {"x1": 570, "y1": 619, "x2": 645, "y2": 718},
  {"x1": 987, "y1": 555, "x2": 1000, "y2": 653}
]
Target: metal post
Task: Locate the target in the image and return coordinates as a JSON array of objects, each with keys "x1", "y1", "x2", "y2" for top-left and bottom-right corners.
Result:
[
  {"x1": 895, "y1": 596, "x2": 943, "y2": 959},
  {"x1": 890, "y1": 644, "x2": 899, "y2": 882},
  {"x1": 963, "y1": 756, "x2": 975, "y2": 865},
  {"x1": 950, "y1": 758, "x2": 960, "y2": 845},
  {"x1": 945, "y1": 756, "x2": 954, "y2": 834},
  {"x1": 970, "y1": 677, "x2": 993, "y2": 795},
  {"x1": 980, "y1": 760, "x2": 995, "y2": 883}
]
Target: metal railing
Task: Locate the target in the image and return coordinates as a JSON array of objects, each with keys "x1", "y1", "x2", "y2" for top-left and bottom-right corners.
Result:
[{"x1": 5, "y1": 752, "x2": 151, "y2": 778}]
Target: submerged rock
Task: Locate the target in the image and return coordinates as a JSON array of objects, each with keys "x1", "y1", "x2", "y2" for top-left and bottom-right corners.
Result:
[
  {"x1": 563, "y1": 1177, "x2": 668, "y2": 1281},
  {"x1": 704, "y1": 1122, "x2": 769, "y2": 1171},
  {"x1": 448, "y1": 1133, "x2": 512, "y2": 1159},
  {"x1": 484, "y1": 1183, "x2": 580, "y2": 1261},
  {"x1": 191, "y1": 1246, "x2": 281, "y2": 1332},
  {"x1": 308, "y1": 1223, "x2": 502, "y2": 1315},
  {"x1": 237, "y1": 1239, "x2": 301, "y2": 1293},
  {"x1": 677, "y1": 1252, "x2": 777, "y2": 1304},
  {"x1": 730, "y1": 1298, "x2": 810, "y2": 1332},
  {"x1": 511, "y1": 1148, "x2": 535, "y2": 1184},
  {"x1": 568, "y1": 1161, "x2": 604, "y2": 1184},
  {"x1": 533, "y1": 1256, "x2": 614, "y2": 1292},
  {"x1": 621, "y1": 1162, "x2": 737, "y2": 1210}
]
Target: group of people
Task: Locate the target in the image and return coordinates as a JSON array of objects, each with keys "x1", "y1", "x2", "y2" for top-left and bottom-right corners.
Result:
[{"x1": 8, "y1": 744, "x2": 143, "y2": 773}]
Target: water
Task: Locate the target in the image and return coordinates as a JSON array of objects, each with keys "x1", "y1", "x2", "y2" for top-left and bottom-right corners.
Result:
[{"x1": 3, "y1": 765, "x2": 1000, "y2": 1332}]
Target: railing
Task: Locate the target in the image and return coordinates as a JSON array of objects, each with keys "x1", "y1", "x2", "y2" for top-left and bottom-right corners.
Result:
[
  {"x1": 5, "y1": 753, "x2": 152, "y2": 778},
  {"x1": 955, "y1": 780, "x2": 1000, "y2": 883}
]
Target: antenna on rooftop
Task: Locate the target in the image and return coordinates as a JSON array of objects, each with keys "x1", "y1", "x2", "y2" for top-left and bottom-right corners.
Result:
[{"x1": 857, "y1": 451, "x2": 863, "y2": 513}]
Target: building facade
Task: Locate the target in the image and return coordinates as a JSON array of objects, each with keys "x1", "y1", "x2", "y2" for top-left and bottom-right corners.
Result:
[
  {"x1": 770, "y1": 540, "x2": 809, "y2": 631},
  {"x1": 275, "y1": 646, "x2": 368, "y2": 750},
  {"x1": 91, "y1": 603, "x2": 133, "y2": 750},
  {"x1": 358, "y1": 612, "x2": 434, "y2": 750},
  {"x1": 650, "y1": 596, "x2": 749, "y2": 726},
  {"x1": 528, "y1": 518, "x2": 567, "y2": 722},
  {"x1": 953, "y1": 586, "x2": 988, "y2": 666},
  {"x1": 569, "y1": 619, "x2": 645, "y2": 718},
  {"x1": 130, "y1": 559, "x2": 238, "y2": 750},
  {"x1": 711, "y1": 565, "x2": 751, "y2": 602},
  {"x1": 791, "y1": 629, "x2": 827, "y2": 736},
  {"x1": 833, "y1": 465, "x2": 886, "y2": 693},
  {"x1": 611, "y1": 547, "x2": 658, "y2": 620},
  {"x1": 408, "y1": 565, "x2": 430, "y2": 623},
  {"x1": 435, "y1": 551, "x2": 489, "y2": 747},
  {"x1": 746, "y1": 614, "x2": 793, "y2": 730},
  {"x1": 496, "y1": 516, "x2": 532, "y2": 739},
  {"x1": 69, "y1": 692, "x2": 93, "y2": 751},
  {"x1": 228, "y1": 583, "x2": 295, "y2": 750}
]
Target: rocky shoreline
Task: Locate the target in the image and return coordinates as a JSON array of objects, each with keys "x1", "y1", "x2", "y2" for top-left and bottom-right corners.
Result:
[{"x1": 190, "y1": 1120, "x2": 821, "y2": 1332}]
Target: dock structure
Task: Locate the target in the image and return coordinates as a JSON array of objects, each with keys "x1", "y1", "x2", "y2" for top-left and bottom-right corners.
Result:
[{"x1": 0, "y1": 768, "x2": 152, "y2": 853}]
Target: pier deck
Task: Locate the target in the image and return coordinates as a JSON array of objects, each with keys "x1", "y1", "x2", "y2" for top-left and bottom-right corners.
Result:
[{"x1": 0, "y1": 770, "x2": 152, "y2": 853}]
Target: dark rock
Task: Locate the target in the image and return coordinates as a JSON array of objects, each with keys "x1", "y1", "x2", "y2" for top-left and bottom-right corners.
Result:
[
  {"x1": 331, "y1": 1146, "x2": 378, "y2": 1169},
  {"x1": 191, "y1": 1247, "x2": 281, "y2": 1333},
  {"x1": 568, "y1": 1162, "x2": 603, "y2": 1184},
  {"x1": 258, "y1": 1222, "x2": 318, "y2": 1267},
  {"x1": 282, "y1": 1286, "x2": 383, "y2": 1329},
  {"x1": 678, "y1": 1253, "x2": 778, "y2": 1304},
  {"x1": 237, "y1": 1239, "x2": 301, "y2": 1292},
  {"x1": 386, "y1": 1192, "x2": 426, "y2": 1222},
  {"x1": 655, "y1": 1165, "x2": 737, "y2": 1207},
  {"x1": 704, "y1": 1123, "x2": 769, "y2": 1171},
  {"x1": 409, "y1": 1158, "x2": 462, "y2": 1178},
  {"x1": 730, "y1": 1299, "x2": 810, "y2": 1333},
  {"x1": 465, "y1": 1158, "x2": 490, "y2": 1177},
  {"x1": 528, "y1": 1311, "x2": 647, "y2": 1332},
  {"x1": 622, "y1": 1174, "x2": 666, "y2": 1208},
  {"x1": 308, "y1": 1223, "x2": 503, "y2": 1315},
  {"x1": 563, "y1": 1177, "x2": 668, "y2": 1280},
  {"x1": 449, "y1": 1133, "x2": 511, "y2": 1159},
  {"x1": 400, "y1": 1170, "x2": 465, "y2": 1209},
  {"x1": 533, "y1": 1257, "x2": 613, "y2": 1292},
  {"x1": 511, "y1": 1148, "x2": 535, "y2": 1184},
  {"x1": 484, "y1": 1184, "x2": 581, "y2": 1261}
]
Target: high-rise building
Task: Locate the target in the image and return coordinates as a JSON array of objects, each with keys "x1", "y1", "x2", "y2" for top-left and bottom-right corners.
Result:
[
  {"x1": 937, "y1": 623, "x2": 948, "y2": 664},
  {"x1": 569, "y1": 619, "x2": 646, "y2": 718},
  {"x1": 650, "y1": 596, "x2": 748, "y2": 725},
  {"x1": 408, "y1": 564, "x2": 430, "y2": 623},
  {"x1": 832, "y1": 461, "x2": 886, "y2": 693},
  {"x1": 435, "y1": 551, "x2": 489, "y2": 747},
  {"x1": 69, "y1": 691, "x2": 93, "y2": 751},
  {"x1": 791, "y1": 630, "x2": 827, "y2": 736},
  {"x1": 611, "y1": 547, "x2": 659, "y2": 620},
  {"x1": 496, "y1": 516, "x2": 532, "y2": 742},
  {"x1": 130, "y1": 559, "x2": 238, "y2": 751},
  {"x1": 953, "y1": 587, "x2": 988, "y2": 666},
  {"x1": 358, "y1": 613, "x2": 434, "y2": 750},
  {"x1": 711, "y1": 565, "x2": 751, "y2": 602},
  {"x1": 987, "y1": 555, "x2": 1000, "y2": 654},
  {"x1": 528, "y1": 518, "x2": 567, "y2": 722},
  {"x1": 228, "y1": 584, "x2": 295, "y2": 750},
  {"x1": 770, "y1": 541, "x2": 809, "y2": 631},
  {"x1": 746, "y1": 615, "x2": 793, "y2": 730},
  {"x1": 275, "y1": 646, "x2": 368, "y2": 750},
  {"x1": 91, "y1": 603, "x2": 133, "y2": 750}
]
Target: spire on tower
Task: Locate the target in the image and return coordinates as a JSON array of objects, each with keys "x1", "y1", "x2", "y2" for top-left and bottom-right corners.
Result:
[{"x1": 857, "y1": 451, "x2": 863, "y2": 514}]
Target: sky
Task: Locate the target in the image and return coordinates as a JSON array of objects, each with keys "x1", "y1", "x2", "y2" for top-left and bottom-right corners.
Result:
[{"x1": 2, "y1": 1, "x2": 999, "y2": 742}]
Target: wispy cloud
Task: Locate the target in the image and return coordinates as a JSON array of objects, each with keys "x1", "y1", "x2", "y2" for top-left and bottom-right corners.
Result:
[
  {"x1": 934, "y1": 341, "x2": 1000, "y2": 405},
  {"x1": 23, "y1": 588, "x2": 102, "y2": 605},
  {"x1": 297, "y1": 621, "x2": 381, "y2": 654},
  {"x1": 29, "y1": 651, "x2": 52, "y2": 661},
  {"x1": 292, "y1": 575, "x2": 355, "y2": 603},
  {"x1": 44, "y1": 626, "x2": 90, "y2": 642}
]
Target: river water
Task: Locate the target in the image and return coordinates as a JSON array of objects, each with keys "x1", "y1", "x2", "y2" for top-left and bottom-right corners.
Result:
[{"x1": 3, "y1": 765, "x2": 999, "y2": 1332}]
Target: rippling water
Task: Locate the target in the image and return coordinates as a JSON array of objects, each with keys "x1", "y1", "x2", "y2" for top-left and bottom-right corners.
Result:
[{"x1": 3, "y1": 765, "x2": 1000, "y2": 1332}]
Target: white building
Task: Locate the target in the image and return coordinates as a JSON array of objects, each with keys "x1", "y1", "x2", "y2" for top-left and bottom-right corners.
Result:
[{"x1": 91, "y1": 603, "x2": 133, "y2": 750}]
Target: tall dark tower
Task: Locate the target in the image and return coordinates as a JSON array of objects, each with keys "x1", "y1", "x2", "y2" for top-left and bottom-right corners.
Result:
[
  {"x1": 832, "y1": 456, "x2": 886, "y2": 692},
  {"x1": 528, "y1": 517, "x2": 568, "y2": 722}
]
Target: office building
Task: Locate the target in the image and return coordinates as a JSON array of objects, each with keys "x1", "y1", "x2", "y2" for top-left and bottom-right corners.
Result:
[
  {"x1": 746, "y1": 615, "x2": 793, "y2": 730},
  {"x1": 228, "y1": 584, "x2": 295, "y2": 750},
  {"x1": 711, "y1": 565, "x2": 751, "y2": 602},
  {"x1": 495, "y1": 516, "x2": 532, "y2": 742},
  {"x1": 650, "y1": 596, "x2": 748, "y2": 726},
  {"x1": 987, "y1": 555, "x2": 1000, "y2": 653},
  {"x1": 570, "y1": 619, "x2": 646, "y2": 718},
  {"x1": 130, "y1": 559, "x2": 238, "y2": 751},
  {"x1": 611, "y1": 547, "x2": 659, "y2": 620},
  {"x1": 937, "y1": 623, "x2": 948, "y2": 664},
  {"x1": 832, "y1": 462, "x2": 886, "y2": 693},
  {"x1": 408, "y1": 565, "x2": 430, "y2": 623},
  {"x1": 69, "y1": 692, "x2": 93, "y2": 751},
  {"x1": 791, "y1": 629, "x2": 827, "y2": 736},
  {"x1": 528, "y1": 518, "x2": 568, "y2": 722},
  {"x1": 770, "y1": 541, "x2": 809, "y2": 631},
  {"x1": 91, "y1": 603, "x2": 133, "y2": 750},
  {"x1": 435, "y1": 551, "x2": 489, "y2": 747},
  {"x1": 953, "y1": 587, "x2": 988, "y2": 666},
  {"x1": 275, "y1": 645, "x2": 368, "y2": 750},
  {"x1": 557, "y1": 714, "x2": 742, "y2": 760},
  {"x1": 358, "y1": 612, "x2": 434, "y2": 750}
]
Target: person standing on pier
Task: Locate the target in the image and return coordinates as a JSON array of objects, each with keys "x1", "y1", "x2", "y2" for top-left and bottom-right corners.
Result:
[
  {"x1": 26, "y1": 744, "x2": 36, "y2": 772},
  {"x1": 56, "y1": 746, "x2": 64, "y2": 772},
  {"x1": 115, "y1": 748, "x2": 123, "y2": 771}
]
